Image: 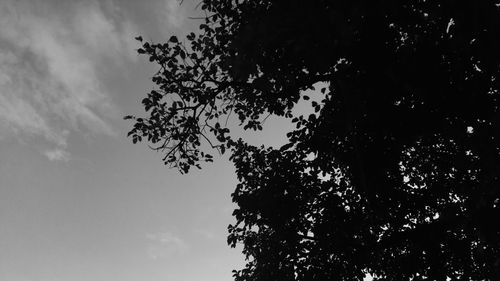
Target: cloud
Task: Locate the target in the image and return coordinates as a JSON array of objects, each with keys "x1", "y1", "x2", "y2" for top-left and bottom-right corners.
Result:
[
  {"x1": 163, "y1": 0, "x2": 186, "y2": 29},
  {"x1": 44, "y1": 148, "x2": 71, "y2": 162},
  {"x1": 194, "y1": 227, "x2": 217, "y2": 240},
  {"x1": 146, "y1": 232, "x2": 189, "y2": 259},
  {"x1": 0, "y1": 0, "x2": 138, "y2": 159},
  {"x1": 158, "y1": 0, "x2": 202, "y2": 37}
]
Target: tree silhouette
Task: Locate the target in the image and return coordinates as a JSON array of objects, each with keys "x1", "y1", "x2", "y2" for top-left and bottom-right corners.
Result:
[{"x1": 127, "y1": 1, "x2": 500, "y2": 280}]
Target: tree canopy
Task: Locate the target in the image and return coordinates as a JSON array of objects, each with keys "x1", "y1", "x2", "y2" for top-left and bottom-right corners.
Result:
[{"x1": 127, "y1": 0, "x2": 500, "y2": 280}]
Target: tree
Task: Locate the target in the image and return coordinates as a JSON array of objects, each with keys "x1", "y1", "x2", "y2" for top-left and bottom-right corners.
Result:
[{"x1": 127, "y1": 0, "x2": 500, "y2": 280}]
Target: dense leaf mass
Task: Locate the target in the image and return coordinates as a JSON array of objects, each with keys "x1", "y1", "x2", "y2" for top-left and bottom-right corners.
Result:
[{"x1": 128, "y1": 0, "x2": 500, "y2": 280}]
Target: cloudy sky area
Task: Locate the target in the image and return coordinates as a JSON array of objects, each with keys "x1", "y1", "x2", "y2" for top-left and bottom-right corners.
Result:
[{"x1": 0, "y1": 1, "x2": 298, "y2": 281}]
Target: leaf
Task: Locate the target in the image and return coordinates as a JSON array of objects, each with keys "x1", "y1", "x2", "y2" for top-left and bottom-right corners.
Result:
[
  {"x1": 279, "y1": 143, "x2": 293, "y2": 151},
  {"x1": 169, "y1": 36, "x2": 178, "y2": 43}
]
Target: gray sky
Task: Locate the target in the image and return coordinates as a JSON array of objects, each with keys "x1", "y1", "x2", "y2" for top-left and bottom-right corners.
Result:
[{"x1": 0, "y1": 1, "x2": 297, "y2": 280}]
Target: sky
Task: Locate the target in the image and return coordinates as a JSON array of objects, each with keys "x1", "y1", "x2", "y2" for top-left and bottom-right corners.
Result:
[{"x1": 0, "y1": 1, "x2": 297, "y2": 281}]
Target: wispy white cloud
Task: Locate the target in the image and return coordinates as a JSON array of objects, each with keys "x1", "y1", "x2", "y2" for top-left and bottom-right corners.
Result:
[
  {"x1": 163, "y1": 0, "x2": 186, "y2": 30},
  {"x1": 146, "y1": 232, "x2": 189, "y2": 259},
  {"x1": 194, "y1": 228, "x2": 217, "y2": 240},
  {"x1": 44, "y1": 148, "x2": 71, "y2": 162},
  {"x1": 157, "y1": 0, "x2": 201, "y2": 37},
  {"x1": 0, "y1": 0, "x2": 138, "y2": 160}
]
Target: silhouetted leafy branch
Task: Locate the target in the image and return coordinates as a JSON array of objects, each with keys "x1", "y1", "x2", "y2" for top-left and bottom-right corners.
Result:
[{"x1": 128, "y1": 0, "x2": 500, "y2": 280}]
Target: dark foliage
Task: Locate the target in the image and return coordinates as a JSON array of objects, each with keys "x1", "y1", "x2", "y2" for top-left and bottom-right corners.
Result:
[{"x1": 127, "y1": 0, "x2": 500, "y2": 279}]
